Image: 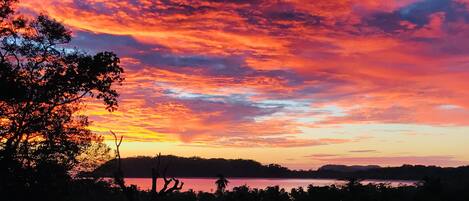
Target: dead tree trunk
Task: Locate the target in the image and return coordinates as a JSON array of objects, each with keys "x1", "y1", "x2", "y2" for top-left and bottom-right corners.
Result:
[
  {"x1": 151, "y1": 167, "x2": 157, "y2": 196},
  {"x1": 150, "y1": 155, "x2": 160, "y2": 198},
  {"x1": 111, "y1": 130, "x2": 136, "y2": 201},
  {"x1": 150, "y1": 153, "x2": 184, "y2": 201}
]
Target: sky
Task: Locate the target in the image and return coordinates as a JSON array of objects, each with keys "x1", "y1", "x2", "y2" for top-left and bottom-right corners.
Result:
[{"x1": 17, "y1": 0, "x2": 469, "y2": 169}]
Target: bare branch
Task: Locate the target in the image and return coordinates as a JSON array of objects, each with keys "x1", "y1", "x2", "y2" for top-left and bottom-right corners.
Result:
[{"x1": 110, "y1": 130, "x2": 136, "y2": 201}]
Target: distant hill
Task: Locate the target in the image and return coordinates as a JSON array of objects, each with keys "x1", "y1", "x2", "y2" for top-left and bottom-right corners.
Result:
[
  {"x1": 318, "y1": 165, "x2": 381, "y2": 172},
  {"x1": 89, "y1": 155, "x2": 469, "y2": 181},
  {"x1": 92, "y1": 155, "x2": 291, "y2": 178}
]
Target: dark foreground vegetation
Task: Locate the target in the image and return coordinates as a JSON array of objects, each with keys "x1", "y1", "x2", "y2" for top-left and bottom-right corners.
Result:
[{"x1": 18, "y1": 176, "x2": 469, "y2": 201}]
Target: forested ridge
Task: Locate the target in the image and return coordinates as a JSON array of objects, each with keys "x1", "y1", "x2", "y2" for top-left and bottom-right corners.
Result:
[{"x1": 90, "y1": 155, "x2": 469, "y2": 181}]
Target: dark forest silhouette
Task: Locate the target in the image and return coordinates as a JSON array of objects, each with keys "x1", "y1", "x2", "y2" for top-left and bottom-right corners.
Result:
[
  {"x1": 1, "y1": 0, "x2": 469, "y2": 201},
  {"x1": 90, "y1": 155, "x2": 469, "y2": 180}
]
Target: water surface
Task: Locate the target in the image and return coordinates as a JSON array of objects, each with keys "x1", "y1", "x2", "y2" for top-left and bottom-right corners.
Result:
[{"x1": 121, "y1": 178, "x2": 416, "y2": 192}]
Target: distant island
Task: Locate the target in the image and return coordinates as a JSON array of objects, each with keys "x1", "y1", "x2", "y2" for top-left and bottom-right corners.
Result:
[{"x1": 89, "y1": 155, "x2": 469, "y2": 181}]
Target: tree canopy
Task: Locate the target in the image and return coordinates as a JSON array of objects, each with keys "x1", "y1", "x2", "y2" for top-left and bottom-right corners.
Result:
[{"x1": 0, "y1": 0, "x2": 123, "y2": 199}]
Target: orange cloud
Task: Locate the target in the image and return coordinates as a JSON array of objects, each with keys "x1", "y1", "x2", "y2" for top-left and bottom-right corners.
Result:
[{"x1": 14, "y1": 0, "x2": 469, "y2": 164}]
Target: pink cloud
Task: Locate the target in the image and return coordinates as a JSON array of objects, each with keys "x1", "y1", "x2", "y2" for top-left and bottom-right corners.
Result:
[
  {"x1": 311, "y1": 155, "x2": 468, "y2": 167},
  {"x1": 13, "y1": 0, "x2": 469, "y2": 156}
]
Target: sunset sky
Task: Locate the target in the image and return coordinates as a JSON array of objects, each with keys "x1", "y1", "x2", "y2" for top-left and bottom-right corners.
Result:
[{"x1": 18, "y1": 0, "x2": 469, "y2": 169}]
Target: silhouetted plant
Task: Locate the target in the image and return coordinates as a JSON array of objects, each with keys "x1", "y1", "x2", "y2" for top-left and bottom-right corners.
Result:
[
  {"x1": 415, "y1": 177, "x2": 443, "y2": 201},
  {"x1": 150, "y1": 153, "x2": 184, "y2": 200},
  {"x1": 0, "y1": 0, "x2": 123, "y2": 199},
  {"x1": 261, "y1": 186, "x2": 290, "y2": 201},
  {"x1": 215, "y1": 174, "x2": 229, "y2": 195},
  {"x1": 74, "y1": 136, "x2": 112, "y2": 176},
  {"x1": 111, "y1": 131, "x2": 137, "y2": 201}
]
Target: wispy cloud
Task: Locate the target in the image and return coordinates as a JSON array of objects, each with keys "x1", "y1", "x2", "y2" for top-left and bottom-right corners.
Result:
[
  {"x1": 349, "y1": 150, "x2": 378, "y2": 153},
  {"x1": 16, "y1": 0, "x2": 469, "y2": 161}
]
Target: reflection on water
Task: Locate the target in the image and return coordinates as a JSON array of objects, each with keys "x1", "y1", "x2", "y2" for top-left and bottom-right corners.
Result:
[{"x1": 118, "y1": 178, "x2": 416, "y2": 192}]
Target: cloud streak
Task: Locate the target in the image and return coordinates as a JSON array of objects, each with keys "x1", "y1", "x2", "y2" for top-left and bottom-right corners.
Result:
[{"x1": 16, "y1": 0, "x2": 469, "y2": 166}]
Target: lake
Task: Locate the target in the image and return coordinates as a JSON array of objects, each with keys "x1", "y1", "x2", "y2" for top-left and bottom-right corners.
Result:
[{"x1": 119, "y1": 178, "x2": 417, "y2": 192}]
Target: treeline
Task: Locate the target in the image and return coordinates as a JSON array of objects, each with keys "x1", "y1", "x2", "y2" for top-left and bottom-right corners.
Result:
[
  {"x1": 90, "y1": 155, "x2": 469, "y2": 181},
  {"x1": 309, "y1": 165, "x2": 469, "y2": 181},
  {"x1": 91, "y1": 155, "x2": 291, "y2": 178}
]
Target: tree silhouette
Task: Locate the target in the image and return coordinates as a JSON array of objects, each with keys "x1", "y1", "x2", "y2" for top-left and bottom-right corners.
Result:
[
  {"x1": 215, "y1": 174, "x2": 229, "y2": 194},
  {"x1": 150, "y1": 153, "x2": 184, "y2": 200},
  {"x1": 0, "y1": 0, "x2": 123, "y2": 199},
  {"x1": 111, "y1": 131, "x2": 138, "y2": 201}
]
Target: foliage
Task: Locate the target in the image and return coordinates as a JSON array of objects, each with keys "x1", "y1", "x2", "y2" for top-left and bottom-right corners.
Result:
[
  {"x1": 215, "y1": 174, "x2": 229, "y2": 194},
  {"x1": 0, "y1": 0, "x2": 123, "y2": 200},
  {"x1": 74, "y1": 136, "x2": 112, "y2": 174}
]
